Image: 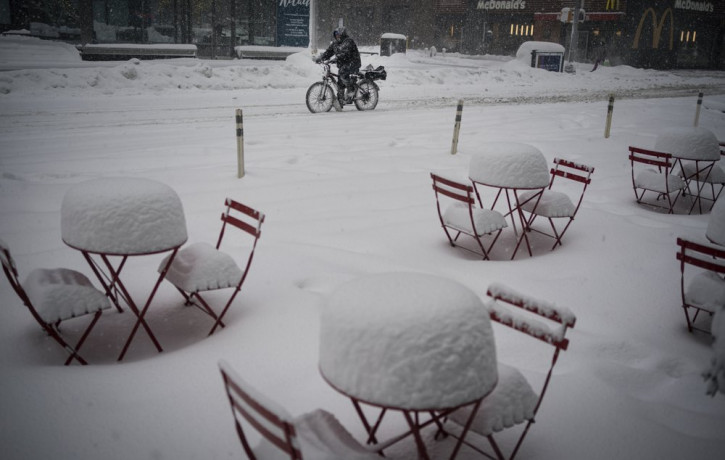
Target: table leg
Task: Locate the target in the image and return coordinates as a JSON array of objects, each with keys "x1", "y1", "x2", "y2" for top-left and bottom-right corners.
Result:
[
  {"x1": 82, "y1": 252, "x2": 124, "y2": 313},
  {"x1": 687, "y1": 160, "x2": 715, "y2": 215},
  {"x1": 511, "y1": 189, "x2": 543, "y2": 259},
  {"x1": 503, "y1": 190, "x2": 519, "y2": 235},
  {"x1": 403, "y1": 411, "x2": 431, "y2": 460},
  {"x1": 114, "y1": 249, "x2": 179, "y2": 361},
  {"x1": 447, "y1": 399, "x2": 482, "y2": 460},
  {"x1": 352, "y1": 399, "x2": 386, "y2": 445}
]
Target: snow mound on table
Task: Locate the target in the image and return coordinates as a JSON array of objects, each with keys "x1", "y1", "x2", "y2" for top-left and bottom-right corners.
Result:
[
  {"x1": 319, "y1": 272, "x2": 497, "y2": 410},
  {"x1": 61, "y1": 177, "x2": 187, "y2": 255},
  {"x1": 469, "y1": 142, "x2": 550, "y2": 188},
  {"x1": 654, "y1": 126, "x2": 720, "y2": 161}
]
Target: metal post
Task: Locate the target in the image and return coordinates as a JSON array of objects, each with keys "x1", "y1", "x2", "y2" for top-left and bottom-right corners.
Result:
[
  {"x1": 309, "y1": 0, "x2": 317, "y2": 55},
  {"x1": 236, "y1": 109, "x2": 245, "y2": 178},
  {"x1": 694, "y1": 91, "x2": 703, "y2": 127},
  {"x1": 567, "y1": 0, "x2": 585, "y2": 72},
  {"x1": 604, "y1": 94, "x2": 614, "y2": 138},
  {"x1": 451, "y1": 100, "x2": 464, "y2": 155}
]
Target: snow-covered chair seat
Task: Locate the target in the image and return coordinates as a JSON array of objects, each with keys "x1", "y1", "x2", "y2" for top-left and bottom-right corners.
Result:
[
  {"x1": 518, "y1": 158, "x2": 594, "y2": 250},
  {"x1": 1, "y1": 238, "x2": 111, "y2": 365},
  {"x1": 219, "y1": 360, "x2": 382, "y2": 460},
  {"x1": 447, "y1": 283, "x2": 576, "y2": 460},
  {"x1": 449, "y1": 363, "x2": 537, "y2": 436},
  {"x1": 159, "y1": 198, "x2": 264, "y2": 336},
  {"x1": 629, "y1": 146, "x2": 686, "y2": 214},
  {"x1": 431, "y1": 172, "x2": 507, "y2": 260},
  {"x1": 676, "y1": 237, "x2": 725, "y2": 334}
]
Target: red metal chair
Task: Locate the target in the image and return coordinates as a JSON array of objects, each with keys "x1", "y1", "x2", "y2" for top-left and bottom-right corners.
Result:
[
  {"x1": 676, "y1": 237, "x2": 725, "y2": 334},
  {"x1": 518, "y1": 158, "x2": 594, "y2": 250},
  {"x1": 0, "y1": 238, "x2": 111, "y2": 365},
  {"x1": 160, "y1": 198, "x2": 264, "y2": 335},
  {"x1": 219, "y1": 360, "x2": 382, "y2": 460},
  {"x1": 628, "y1": 146, "x2": 686, "y2": 214},
  {"x1": 447, "y1": 284, "x2": 576, "y2": 460},
  {"x1": 431, "y1": 173, "x2": 508, "y2": 260}
]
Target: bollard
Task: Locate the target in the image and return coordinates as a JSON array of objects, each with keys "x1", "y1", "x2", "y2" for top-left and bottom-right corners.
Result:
[
  {"x1": 604, "y1": 94, "x2": 615, "y2": 139},
  {"x1": 451, "y1": 99, "x2": 463, "y2": 155},
  {"x1": 236, "y1": 108, "x2": 245, "y2": 178},
  {"x1": 694, "y1": 91, "x2": 703, "y2": 127}
]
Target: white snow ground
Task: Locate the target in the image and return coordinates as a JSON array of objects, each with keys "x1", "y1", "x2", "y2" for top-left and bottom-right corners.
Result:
[{"x1": 1, "y1": 36, "x2": 725, "y2": 460}]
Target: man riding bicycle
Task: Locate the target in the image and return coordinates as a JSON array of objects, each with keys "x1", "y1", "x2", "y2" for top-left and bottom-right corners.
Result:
[{"x1": 315, "y1": 27, "x2": 361, "y2": 104}]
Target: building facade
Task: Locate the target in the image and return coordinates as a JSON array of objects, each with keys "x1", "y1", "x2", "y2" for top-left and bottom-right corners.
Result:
[{"x1": 1, "y1": 0, "x2": 723, "y2": 69}]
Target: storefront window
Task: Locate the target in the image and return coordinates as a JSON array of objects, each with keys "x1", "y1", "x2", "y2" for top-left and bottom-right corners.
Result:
[{"x1": 509, "y1": 23, "x2": 533, "y2": 36}]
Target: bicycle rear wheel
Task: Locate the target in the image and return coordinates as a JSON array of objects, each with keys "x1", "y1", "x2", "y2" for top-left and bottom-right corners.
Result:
[
  {"x1": 354, "y1": 80, "x2": 379, "y2": 111},
  {"x1": 306, "y1": 82, "x2": 334, "y2": 113}
]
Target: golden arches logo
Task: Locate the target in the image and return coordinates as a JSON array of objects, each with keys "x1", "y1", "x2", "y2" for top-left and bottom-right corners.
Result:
[{"x1": 633, "y1": 7, "x2": 674, "y2": 50}]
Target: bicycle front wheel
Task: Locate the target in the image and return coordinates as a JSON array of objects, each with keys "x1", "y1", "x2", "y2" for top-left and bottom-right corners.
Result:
[
  {"x1": 306, "y1": 82, "x2": 334, "y2": 113},
  {"x1": 354, "y1": 80, "x2": 379, "y2": 111}
]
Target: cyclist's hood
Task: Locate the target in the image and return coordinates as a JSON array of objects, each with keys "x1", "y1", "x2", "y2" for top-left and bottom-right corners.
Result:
[{"x1": 333, "y1": 27, "x2": 349, "y2": 41}]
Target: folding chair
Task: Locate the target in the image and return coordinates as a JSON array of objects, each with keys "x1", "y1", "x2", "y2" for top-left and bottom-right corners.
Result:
[
  {"x1": 676, "y1": 237, "x2": 725, "y2": 334},
  {"x1": 431, "y1": 173, "x2": 508, "y2": 260},
  {"x1": 628, "y1": 146, "x2": 686, "y2": 214},
  {"x1": 160, "y1": 198, "x2": 264, "y2": 335},
  {"x1": 518, "y1": 158, "x2": 594, "y2": 250},
  {"x1": 447, "y1": 283, "x2": 576, "y2": 460},
  {"x1": 218, "y1": 360, "x2": 382, "y2": 460},
  {"x1": 0, "y1": 238, "x2": 111, "y2": 365}
]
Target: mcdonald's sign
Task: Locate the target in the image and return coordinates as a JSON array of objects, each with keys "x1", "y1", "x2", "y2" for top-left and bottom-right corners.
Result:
[{"x1": 632, "y1": 7, "x2": 674, "y2": 50}]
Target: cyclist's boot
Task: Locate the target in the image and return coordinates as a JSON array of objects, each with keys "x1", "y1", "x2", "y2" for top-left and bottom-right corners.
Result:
[
  {"x1": 344, "y1": 86, "x2": 355, "y2": 104},
  {"x1": 337, "y1": 87, "x2": 345, "y2": 106}
]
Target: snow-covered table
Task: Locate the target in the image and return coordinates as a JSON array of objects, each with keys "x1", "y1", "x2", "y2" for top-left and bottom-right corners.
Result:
[
  {"x1": 655, "y1": 127, "x2": 721, "y2": 214},
  {"x1": 319, "y1": 272, "x2": 497, "y2": 459},
  {"x1": 469, "y1": 142, "x2": 550, "y2": 258},
  {"x1": 61, "y1": 177, "x2": 188, "y2": 360}
]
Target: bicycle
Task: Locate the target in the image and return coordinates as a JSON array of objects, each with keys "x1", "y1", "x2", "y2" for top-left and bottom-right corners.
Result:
[{"x1": 305, "y1": 62, "x2": 387, "y2": 113}]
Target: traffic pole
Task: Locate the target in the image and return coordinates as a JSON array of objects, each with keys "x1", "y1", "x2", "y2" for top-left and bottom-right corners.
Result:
[
  {"x1": 236, "y1": 109, "x2": 245, "y2": 178},
  {"x1": 451, "y1": 99, "x2": 463, "y2": 155},
  {"x1": 604, "y1": 94, "x2": 614, "y2": 139},
  {"x1": 694, "y1": 91, "x2": 703, "y2": 127}
]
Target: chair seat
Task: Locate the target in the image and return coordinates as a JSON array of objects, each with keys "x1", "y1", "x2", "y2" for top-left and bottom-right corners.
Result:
[
  {"x1": 443, "y1": 204, "x2": 508, "y2": 236},
  {"x1": 685, "y1": 270, "x2": 725, "y2": 313},
  {"x1": 160, "y1": 242, "x2": 244, "y2": 293},
  {"x1": 518, "y1": 190, "x2": 576, "y2": 218},
  {"x1": 254, "y1": 409, "x2": 379, "y2": 460},
  {"x1": 22, "y1": 268, "x2": 111, "y2": 323},
  {"x1": 681, "y1": 163, "x2": 725, "y2": 184},
  {"x1": 635, "y1": 170, "x2": 685, "y2": 193},
  {"x1": 450, "y1": 363, "x2": 537, "y2": 436}
]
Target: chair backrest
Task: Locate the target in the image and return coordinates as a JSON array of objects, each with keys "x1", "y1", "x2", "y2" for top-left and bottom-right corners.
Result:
[
  {"x1": 0, "y1": 239, "x2": 28, "y2": 305},
  {"x1": 485, "y1": 283, "x2": 576, "y2": 414},
  {"x1": 676, "y1": 237, "x2": 725, "y2": 276},
  {"x1": 487, "y1": 283, "x2": 576, "y2": 350},
  {"x1": 549, "y1": 158, "x2": 594, "y2": 189},
  {"x1": 628, "y1": 146, "x2": 675, "y2": 172},
  {"x1": 219, "y1": 360, "x2": 302, "y2": 460},
  {"x1": 217, "y1": 198, "x2": 265, "y2": 250},
  {"x1": 431, "y1": 173, "x2": 476, "y2": 208},
  {"x1": 549, "y1": 157, "x2": 594, "y2": 212}
]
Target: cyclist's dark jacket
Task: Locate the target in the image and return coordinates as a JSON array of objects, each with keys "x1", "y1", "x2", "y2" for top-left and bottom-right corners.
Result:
[{"x1": 319, "y1": 31, "x2": 361, "y2": 73}]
